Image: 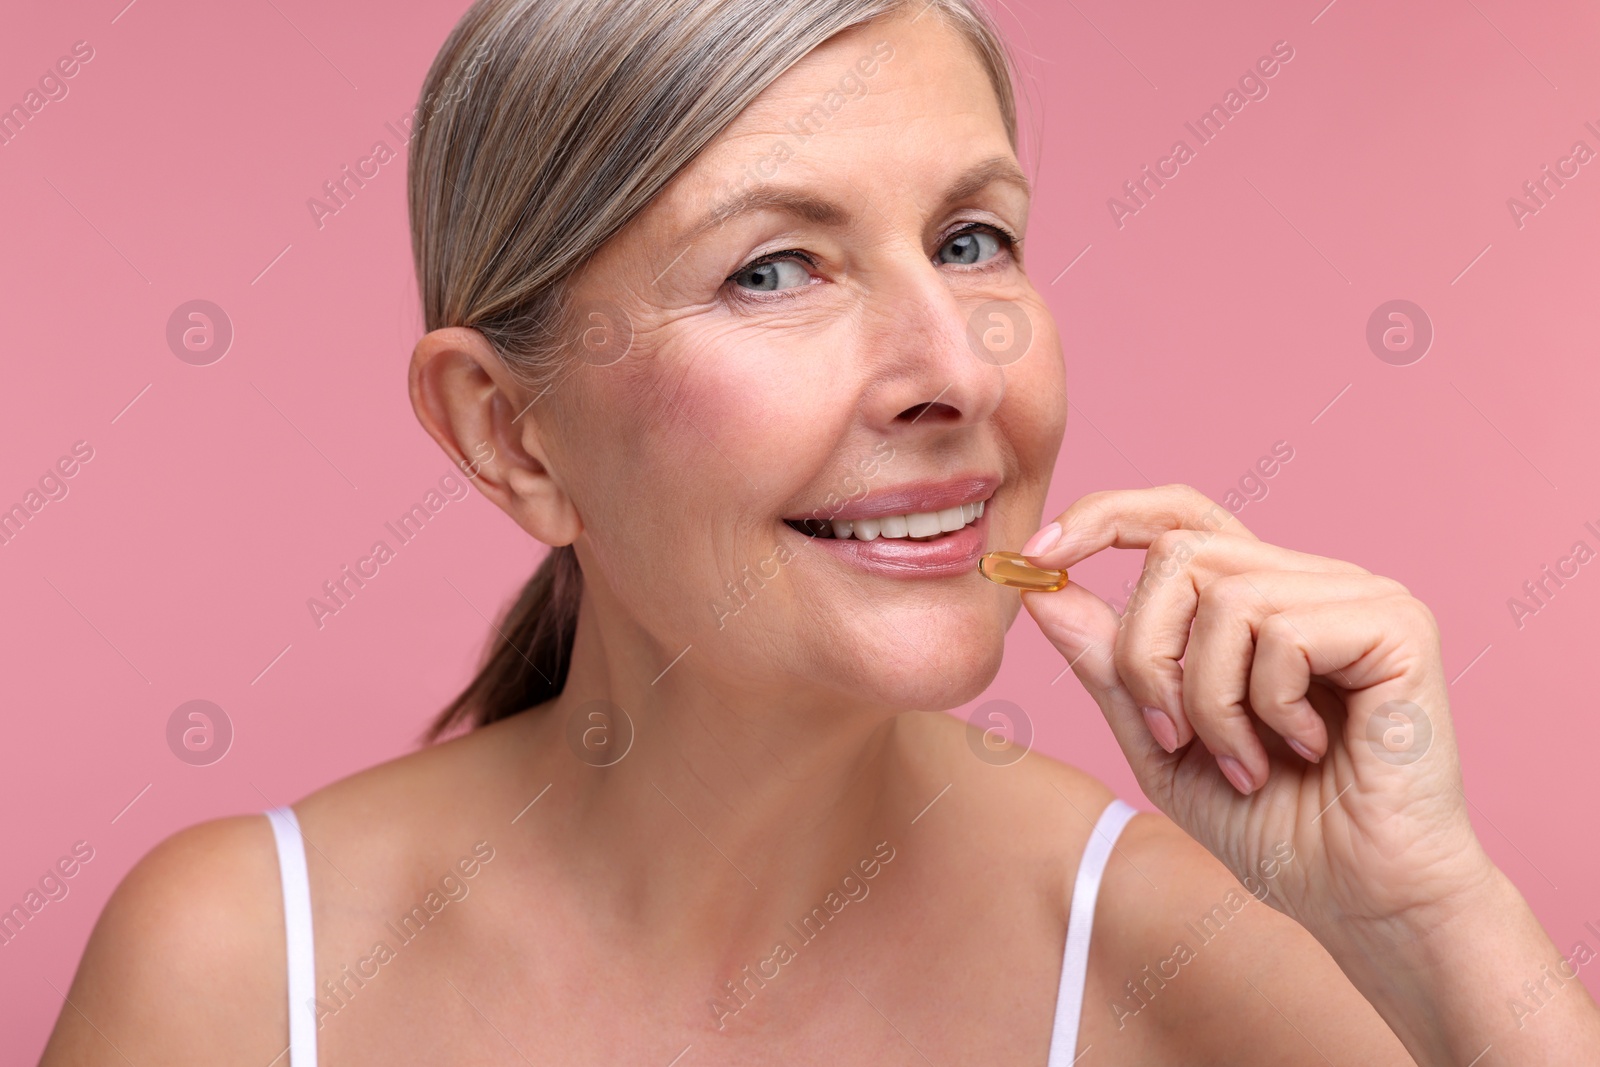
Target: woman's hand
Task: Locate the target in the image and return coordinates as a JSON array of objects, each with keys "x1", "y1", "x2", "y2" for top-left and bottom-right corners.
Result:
[
  {"x1": 1017, "y1": 484, "x2": 1493, "y2": 946},
  {"x1": 1019, "y1": 483, "x2": 1600, "y2": 1065}
]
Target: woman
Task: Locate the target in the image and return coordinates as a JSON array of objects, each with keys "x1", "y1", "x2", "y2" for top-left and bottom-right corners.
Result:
[{"x1": 41, "y1": 0, "x2": 1600, "y2": 1063}]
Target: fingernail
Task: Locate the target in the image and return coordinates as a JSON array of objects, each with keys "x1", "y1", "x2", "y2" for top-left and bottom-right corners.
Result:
[
  {"x1": 1216, "y1": 754, "x2": 1255, "y2": 794},
  {"x1": 1022, "y1": 521, "x2": 1061, "y2": 557},
  {"x1": 1140, "y1": 706, "x2": 1178, "y2": 753},
  {"x1": 1287, "y1": 737, "x2": 1321, "y2": 763}
]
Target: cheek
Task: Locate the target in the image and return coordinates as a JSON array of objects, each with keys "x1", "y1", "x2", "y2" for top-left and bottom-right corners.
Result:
[
  {"x1": 560, "y1": 324, "x2": 848, "y2": 617},
  {"x1": 989, "y1": 314, "x2": 1064, "y2": 538},
  {"x1": 1004, "y1": 319, "x2": 1067, "y2": 452},
  {"x1": 609, "y1": 322, "x2": 849, "y2": 494}
]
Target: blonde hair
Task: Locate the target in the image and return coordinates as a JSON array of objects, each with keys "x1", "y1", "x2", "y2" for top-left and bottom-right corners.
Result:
[{"x1": 409, "y1": 0, "x2": 1020, "y2": 740}]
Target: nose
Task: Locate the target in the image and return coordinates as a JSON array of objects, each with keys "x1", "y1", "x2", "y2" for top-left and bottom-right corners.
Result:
[{"x1": 858, "y1": 256, "x2": 1011, "y2": 434}]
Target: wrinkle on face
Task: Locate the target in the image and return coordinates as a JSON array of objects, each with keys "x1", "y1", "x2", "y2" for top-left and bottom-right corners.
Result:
[{"x1": 537, "y1": 9, "x2": 1063, "y2": 712}]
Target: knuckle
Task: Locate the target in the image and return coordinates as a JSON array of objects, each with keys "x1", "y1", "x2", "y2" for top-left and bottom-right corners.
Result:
[
  {"x1": 1397, "y1": 594, "x2": 1439, "y2": 639},
  {"x1": 1111, "y1": 629, "x2": 1147, "y2": 679},
  {"x1": 1375, "y1": 574, "x2": 1411, "y2": 597},
  {"x1": 1195, "y1": 573, "x2": 1255, "y2": 618},
  {"x1": 1112, "y1": 636, "x2": 1169, "y2": 697},
  {"x1": 1147, "y1": 528, "x2": 1193, "y2": 567},
  {"x1": 1058, "y1": 493, "x2": 1114, "y2": 536},
  {"x1": 1164, "y1": 482, "x2": 1226, "y2": 517},
  {"x1": 1257, "y1": 612, "x2": 1299, "y2": 648},
  {"x1": 1179, "y1": 676, "x2": 1231, "y2": 730},
  {"x1": 1069, "y1": 488, "x2": 1120, "y2": 517}
]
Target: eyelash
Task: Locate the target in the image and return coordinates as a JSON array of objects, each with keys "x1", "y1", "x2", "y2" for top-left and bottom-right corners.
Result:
[{"x1": 725, "y1": 221, "x2": 1022, "y2": 304}]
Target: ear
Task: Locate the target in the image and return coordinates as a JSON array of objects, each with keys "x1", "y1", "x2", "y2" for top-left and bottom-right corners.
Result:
[{"x1": 407, "y1": 326, "x2": 582, "y2": 547}]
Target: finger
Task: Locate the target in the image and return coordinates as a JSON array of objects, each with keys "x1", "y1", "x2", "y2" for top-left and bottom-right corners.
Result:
[
  {"x1": 1116, "y1": 533, "x2": 1377, "y2": 750},
  {"x1": 1023, "y1": 483, "x2": 1257, "y2": 569},
  {"x1": 1019, "y1": 580, "x2": 1176, "y2": 797},
  {"x1": 1248, "y1": 594, "x2": 1450, "y2": 772},
  {"x1": 1182, "y1": 571, "x2": 1409, "y2": 791}
]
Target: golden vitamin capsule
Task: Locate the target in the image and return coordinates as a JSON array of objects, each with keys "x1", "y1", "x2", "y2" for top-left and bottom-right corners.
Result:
[{"x1": 977, "y1": 551, "x2": 1069, "y2": 592}]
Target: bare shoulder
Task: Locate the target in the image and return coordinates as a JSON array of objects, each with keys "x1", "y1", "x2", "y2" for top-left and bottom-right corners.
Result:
[
  {"x1": 903, "y1": 709, "x2": 1122, "y2": 878},
  {"x1": 40, "y1": 715, "x2": 531, "y2": 1065},
  {"x1": 1087, "y1": 809, "x2": 1413, "y2": 1063},
  {"x1": 913, "y1": 710, "x2": 1410, "y2": 1062},
  {"x1": 286, "y1": 708, "x2": 539, "y2": 870},
  {"x1": 39, "y1": 814, "x2": 288, "y2": 1066}
]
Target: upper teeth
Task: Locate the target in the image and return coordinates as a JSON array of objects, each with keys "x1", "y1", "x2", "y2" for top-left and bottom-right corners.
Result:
[{"x1": 820, "y1": 499, "x2": 985, "y2": 541}]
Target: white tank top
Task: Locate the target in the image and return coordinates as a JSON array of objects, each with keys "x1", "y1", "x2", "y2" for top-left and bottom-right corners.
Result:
[{"x1": 266, "y1": 796, "x2": 1138, "y2": 1065}]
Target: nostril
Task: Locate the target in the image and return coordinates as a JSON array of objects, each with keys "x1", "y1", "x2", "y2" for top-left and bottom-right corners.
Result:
[{"x1": 897, "y1": 401, "x2": 959, "y2": 423}]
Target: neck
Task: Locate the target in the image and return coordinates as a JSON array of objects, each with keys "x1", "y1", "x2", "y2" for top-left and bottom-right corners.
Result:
[{"x1": 522, "y1": 582, "x2": 923, "y2": 973}]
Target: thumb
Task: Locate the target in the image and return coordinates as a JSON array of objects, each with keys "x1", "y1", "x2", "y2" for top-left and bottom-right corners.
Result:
[{"x1": 1021, "y1": 581, "x2": 1174, "y2": 795}]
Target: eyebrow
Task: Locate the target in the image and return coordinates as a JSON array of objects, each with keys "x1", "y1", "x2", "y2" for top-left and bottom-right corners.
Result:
[{"x1": 680, "y1": 155, "x2": 1031, "y2": 246}]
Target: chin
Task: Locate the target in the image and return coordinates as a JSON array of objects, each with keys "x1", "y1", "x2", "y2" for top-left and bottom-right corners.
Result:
[{"x1": 825, "y1": 608, "x2": 1011, "y2": 713}]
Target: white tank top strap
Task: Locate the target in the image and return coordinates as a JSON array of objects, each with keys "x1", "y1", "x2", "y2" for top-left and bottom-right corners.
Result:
[
  {"x1": 1045, "y1": 796, "x2": 1139, "y2": 1066},
  {"x1": 262, "y1": 797, "x2": 1131, "y2": 1067},
  {"x1": 265, "y1": 806, "x2": 319, "y2": 1067}
]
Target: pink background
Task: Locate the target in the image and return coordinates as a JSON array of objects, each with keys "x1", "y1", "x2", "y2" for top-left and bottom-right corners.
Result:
[{"x1": 4, "y1": 0, "x2": 1599, "y2": 1057}]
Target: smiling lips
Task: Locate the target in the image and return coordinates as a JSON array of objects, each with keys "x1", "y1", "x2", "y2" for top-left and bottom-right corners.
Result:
[
  {"x1": 786, "y1": 498, "x2": 986, "y2": 541},
  {"x1": 779, "y1": 475, "x2": 998, "y2": 578}
]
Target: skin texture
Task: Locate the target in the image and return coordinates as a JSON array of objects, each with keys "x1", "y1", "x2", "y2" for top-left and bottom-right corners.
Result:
[{"x1": 40, "y1": 8, "x2": 1600, "y2": 1066}]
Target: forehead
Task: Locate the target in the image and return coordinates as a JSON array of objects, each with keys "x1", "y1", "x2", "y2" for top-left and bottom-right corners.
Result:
[{"x1": 669, "y1": 10, "x2": 1013, "y2": 214}]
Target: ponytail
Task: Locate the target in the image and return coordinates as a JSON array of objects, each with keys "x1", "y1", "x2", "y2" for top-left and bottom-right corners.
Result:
[{"x1": 424, "y1": 544, "x2": 583, "y2": 741}]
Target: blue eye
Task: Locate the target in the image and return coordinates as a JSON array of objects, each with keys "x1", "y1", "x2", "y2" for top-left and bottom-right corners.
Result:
[
  {"x1": 938, "y1": 226, "x2": 1005, "y2": 265},
  {"x1": 730, "y1": 256, "x2": 811, "y2": 292}
]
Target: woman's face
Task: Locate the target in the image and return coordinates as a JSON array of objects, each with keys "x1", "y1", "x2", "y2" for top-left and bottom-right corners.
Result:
[{"x1": 543, "y1": 9, "x2": 1065, "y2": 713}]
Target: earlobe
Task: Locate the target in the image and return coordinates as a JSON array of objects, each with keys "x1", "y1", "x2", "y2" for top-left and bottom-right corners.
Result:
[
  {"x1": 504, "y1": 430, "x2": 586, "y2": 543},
  {"x1": 407, "y1": 326, "x2": 583, "y2": 549}
]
